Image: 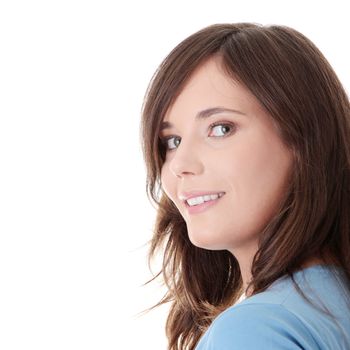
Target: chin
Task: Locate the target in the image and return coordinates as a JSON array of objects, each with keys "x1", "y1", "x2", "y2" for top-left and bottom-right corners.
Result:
[{"x1": 187, "y1": 229, "x2": 226, "y2": 251}]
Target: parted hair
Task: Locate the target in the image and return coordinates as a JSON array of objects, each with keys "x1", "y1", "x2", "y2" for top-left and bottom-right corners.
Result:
[{"x1": 140, "y1": 23, "x2": 350, "y2": 350}]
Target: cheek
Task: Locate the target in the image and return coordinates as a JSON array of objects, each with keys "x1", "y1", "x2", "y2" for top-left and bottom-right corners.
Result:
[
  {"x1": 218, "y1": 137, "x2": 292, "y2": 222},
  {"x1": 235, "y1": 143, "x2": 293, "y2": 221},
  {"x1": 234, "y1": 134, "x2": 291, "y2": 186}
]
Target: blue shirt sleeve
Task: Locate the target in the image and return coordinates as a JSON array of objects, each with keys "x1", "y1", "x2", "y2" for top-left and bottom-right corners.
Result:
[{"x1": 196, "y1": 304, "x2": 319, "y2": 350}]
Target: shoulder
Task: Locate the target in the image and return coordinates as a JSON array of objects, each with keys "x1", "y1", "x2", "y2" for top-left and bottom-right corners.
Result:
[
  {"x1": 196, "y1": 265, "x2": 350, "y2": 350},
  {"x1": 196, "y1": 303, "x2": 317, "y2": 350}
]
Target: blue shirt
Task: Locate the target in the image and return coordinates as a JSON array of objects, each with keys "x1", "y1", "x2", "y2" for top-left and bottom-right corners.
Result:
[{"x1": 196, "y1": 265, "x2": 350, "y2": 349}]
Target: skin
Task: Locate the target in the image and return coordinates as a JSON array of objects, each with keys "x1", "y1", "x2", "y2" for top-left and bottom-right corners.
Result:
[{"x1": 159, "y1": 56, "x2": 318, "y2": 291}]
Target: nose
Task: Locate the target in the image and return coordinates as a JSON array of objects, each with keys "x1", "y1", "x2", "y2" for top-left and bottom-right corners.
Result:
[{"x1": 168, "y1": 138, "x2": 204, "y2": 178}]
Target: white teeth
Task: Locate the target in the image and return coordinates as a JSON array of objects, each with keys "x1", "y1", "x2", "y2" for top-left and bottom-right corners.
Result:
[{"x1": 186, "y1": 193, "x2": 224, "y2": 206}]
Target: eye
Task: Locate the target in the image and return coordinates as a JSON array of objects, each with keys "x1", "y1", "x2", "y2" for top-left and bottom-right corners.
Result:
[
  {"x1": 209, "y1": 123, "x2": 235, "y2": 137},
  {"x1": 161, "y1": 136, "x2": 181, "y2": 151}
]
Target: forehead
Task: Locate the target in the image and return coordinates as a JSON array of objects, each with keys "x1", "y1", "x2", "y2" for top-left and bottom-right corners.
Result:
[{"x1": 162, "y1": 57, "x2": 260, "y2": 123}]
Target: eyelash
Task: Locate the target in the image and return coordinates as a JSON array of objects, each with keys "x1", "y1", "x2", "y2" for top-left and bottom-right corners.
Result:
[{"x1": 160, "y1": 122, "x2": 236, "y2": 151}]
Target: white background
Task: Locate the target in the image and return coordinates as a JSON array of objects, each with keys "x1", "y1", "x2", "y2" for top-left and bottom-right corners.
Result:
[{"x1": 0, "y1": 0, "x2": 349, "y2": 349}]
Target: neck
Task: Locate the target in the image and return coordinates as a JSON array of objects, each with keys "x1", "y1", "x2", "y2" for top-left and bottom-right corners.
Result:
[{"x1": 238, "y1": 250, "x2": 339, "y2": 299}]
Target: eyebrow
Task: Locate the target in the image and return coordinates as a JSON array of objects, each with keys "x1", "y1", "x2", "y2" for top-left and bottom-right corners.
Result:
[{"x1": 160, "y1": 107, "x2": 246, "y2": 131}]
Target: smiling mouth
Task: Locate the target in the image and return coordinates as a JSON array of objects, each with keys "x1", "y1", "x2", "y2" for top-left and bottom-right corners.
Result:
[
  {"x1": 185, "y1": 192, "x2": 225, "y2": 207},
  {"x1": 184, "y1": 193, "x2": 225, "y2": 214}
]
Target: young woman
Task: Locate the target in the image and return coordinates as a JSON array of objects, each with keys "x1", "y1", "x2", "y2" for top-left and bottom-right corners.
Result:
[{"x1": 140, "y1": 23, "x2": 350, "y2": 349}]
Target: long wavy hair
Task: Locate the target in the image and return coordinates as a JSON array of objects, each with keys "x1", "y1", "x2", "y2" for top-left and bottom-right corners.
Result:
[{"x1": 140, "y1": 23, "x2": 350, "y2": 350}]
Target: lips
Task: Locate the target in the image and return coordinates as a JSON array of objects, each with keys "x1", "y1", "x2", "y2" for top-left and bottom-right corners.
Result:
[
  {"x1": 183, "y1": 192, "x2": 225, "y2": 214},
  {"x1": 179, "y1": 190, "x2": 226, "y2": 202}
]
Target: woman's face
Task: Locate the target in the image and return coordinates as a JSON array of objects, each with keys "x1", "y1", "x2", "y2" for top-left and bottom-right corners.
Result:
[{"x1": 159, "y1": 57, "x2": 293, "y2": 256}]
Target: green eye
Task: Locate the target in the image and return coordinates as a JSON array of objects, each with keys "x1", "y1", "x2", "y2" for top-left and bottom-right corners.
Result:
[
  {"x1": 160, "y1": 122, "x2": 235, "y2": 153},
  {"x1": 210, "y1": 123, "x2": 233, "y2": 137},
  {"x1": 163, "y1": 136, "x2": 181, "y2": 150}
]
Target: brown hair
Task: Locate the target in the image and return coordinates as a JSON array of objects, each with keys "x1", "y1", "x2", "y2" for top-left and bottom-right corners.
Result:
[{"x1": 140, "y1": 23, "x2": 350, "y2": 350}]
